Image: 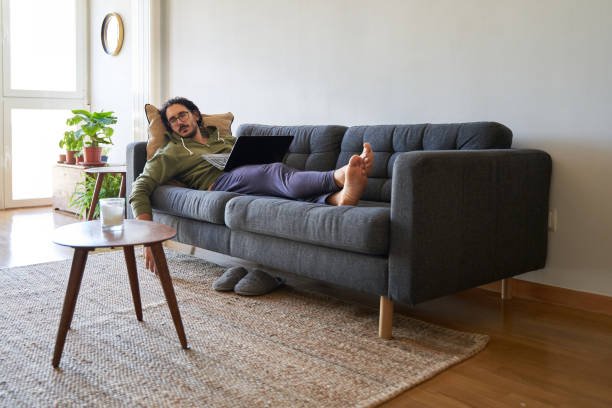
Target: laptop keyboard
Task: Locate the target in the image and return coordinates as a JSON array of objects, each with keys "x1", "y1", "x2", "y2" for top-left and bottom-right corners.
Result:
[{"x1": 201, "y1": 154, "x2": 230, "y2": 170}]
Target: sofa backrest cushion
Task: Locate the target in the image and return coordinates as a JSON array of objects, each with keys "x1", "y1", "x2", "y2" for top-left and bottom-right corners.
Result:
[
  {"x1": 236, "y1": 124, "x2": 348, "y2": 171},
  {"x1": 336, "y1": 122, "x2": 512, "y2": 202}
]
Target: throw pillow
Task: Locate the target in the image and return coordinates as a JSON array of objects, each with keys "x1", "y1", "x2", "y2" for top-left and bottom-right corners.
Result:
[
  {"x1": 201, "y1": 112, "x2": 234, "y2": 137},
  {"x1": 145, "y1": 104, "x2": 168, "y2": 160},
  {"x1": 145, "y1": 104, "x2": 234, "y2": 160}
]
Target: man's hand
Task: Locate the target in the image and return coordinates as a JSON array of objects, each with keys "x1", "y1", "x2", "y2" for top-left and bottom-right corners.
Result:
[
  {"x1": 137, "y1": 213, "x2": 157, "y2": 275},
  {"x1": 143, "y1": 246, "x2": 157, "y2": 275}
]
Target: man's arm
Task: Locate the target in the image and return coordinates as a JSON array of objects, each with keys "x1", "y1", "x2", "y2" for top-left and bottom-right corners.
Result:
[
  {"x1": 129, "y1": 150, "x2": 180, "y2": 218},
  {"x1": 136, "y1": 213, "x2": 156, "y2": 272},
  {"x1": 130, "y1": 151, "x2": 179, "y2": 273}
]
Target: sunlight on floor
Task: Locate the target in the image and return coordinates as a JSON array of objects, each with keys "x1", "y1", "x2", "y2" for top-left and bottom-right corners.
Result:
[{"x1": 0, "y1": 207, "x2": 78, "y2": 268}]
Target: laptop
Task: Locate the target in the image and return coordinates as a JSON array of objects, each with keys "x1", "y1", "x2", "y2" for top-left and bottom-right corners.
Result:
[{"x1": 201, "y1": 135, "x2": 294, "y2": 172}]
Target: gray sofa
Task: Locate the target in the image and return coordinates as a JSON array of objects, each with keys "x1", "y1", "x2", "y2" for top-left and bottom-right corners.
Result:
[{"x1": 127, "y1": 122, "x2": 552, "y2": 338}]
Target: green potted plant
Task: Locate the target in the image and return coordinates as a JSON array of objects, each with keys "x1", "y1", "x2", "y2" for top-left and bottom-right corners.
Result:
[
  {"x1": 67, "y1": 109, "x2": 117, "y2": 164},
  {"x1": 59, "y1": 130, "x2": 83, "y2": 164},
  {"x1": 69, "y1": 173, "x2": 122, "y2": 219},
  {"x1": 101, "y1": 146, "x2": 111, "y2": 163}
]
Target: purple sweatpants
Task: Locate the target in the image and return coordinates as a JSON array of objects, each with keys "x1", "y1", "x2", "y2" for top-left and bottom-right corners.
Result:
[{"x1": 211, "y1": 163, "x2": 340, "y2": 204}]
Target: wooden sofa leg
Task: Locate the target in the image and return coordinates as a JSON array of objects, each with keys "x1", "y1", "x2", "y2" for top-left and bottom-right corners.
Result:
[
  {"x1": 379, "y1": 296, "x2": 394, "y2": 339},
  {"x1": 501, "y1": 278, "x2": 512, "y2": 300}
]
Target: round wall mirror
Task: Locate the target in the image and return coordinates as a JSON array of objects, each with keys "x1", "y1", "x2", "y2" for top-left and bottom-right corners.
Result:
[{"x1": 101, "y1": 13, "x2": 124, "y2": 56}]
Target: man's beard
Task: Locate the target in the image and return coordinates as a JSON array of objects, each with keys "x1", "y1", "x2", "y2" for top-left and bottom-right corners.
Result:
[{"x1": 179, "y1": 124, "x2": 197, "y2": 138}]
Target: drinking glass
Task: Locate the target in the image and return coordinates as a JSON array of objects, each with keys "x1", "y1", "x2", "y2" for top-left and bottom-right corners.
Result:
[{"x1": 100, "y1": 198, "x2": 124, "y2": 230}]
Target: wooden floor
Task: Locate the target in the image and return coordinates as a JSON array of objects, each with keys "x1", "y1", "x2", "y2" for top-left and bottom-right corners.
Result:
[
  {"x1": 0, "y1": 206, "x2": 78, "y2": 267},
  {"x1": 2, "y1": 206, "x2": 611, "y2": 407}
]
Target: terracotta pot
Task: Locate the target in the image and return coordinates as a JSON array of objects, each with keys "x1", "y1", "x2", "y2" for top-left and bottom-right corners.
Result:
[
  {"x1": 83, "y1": 146, "x2": 102, "y2": 163},
  {"x1": 59, "y1": 154, "x2": 66, "y2": 163},
  {"x1": 65, "y1": 151, "x2": 77, "y2": 164},
  {"x1": 76, "y1": 155, "x2": 84, "y2": 163}
]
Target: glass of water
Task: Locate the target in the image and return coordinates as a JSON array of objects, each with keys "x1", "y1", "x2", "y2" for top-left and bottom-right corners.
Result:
[{"x1": 100, "y1": 198, "x2": 125, "y2": 230}]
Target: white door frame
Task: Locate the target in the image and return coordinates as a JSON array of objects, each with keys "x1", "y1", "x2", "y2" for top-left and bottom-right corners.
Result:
[
  {"x1": 0, "y1": 1, "x2": 4, "y2": 209},
  {"x1": 2, "y1": 98, "x2": 85, "y2": 208},
  {"x1": 0, "y1": 0, "x2": 88, "y2": 209}
]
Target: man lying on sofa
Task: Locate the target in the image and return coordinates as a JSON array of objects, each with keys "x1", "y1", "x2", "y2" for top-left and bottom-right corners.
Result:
[{"x1": 129, "y1": 97, "x2": 373, "y2": 294}]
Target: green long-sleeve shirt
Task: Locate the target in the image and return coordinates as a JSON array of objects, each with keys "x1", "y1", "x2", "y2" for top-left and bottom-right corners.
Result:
[{"x1": 129, "y1": 125, "x2": 236, "y2": 217}]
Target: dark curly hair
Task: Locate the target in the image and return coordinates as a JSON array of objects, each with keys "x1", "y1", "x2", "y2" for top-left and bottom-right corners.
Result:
[{"x1": 159, "y1": 97, "x2": 202, "y2": 130}]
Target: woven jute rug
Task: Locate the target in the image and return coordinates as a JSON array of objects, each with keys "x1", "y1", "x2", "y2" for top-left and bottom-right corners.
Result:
[{"x1": 0, "y1": 250, "x2": 488, "y2": 407}]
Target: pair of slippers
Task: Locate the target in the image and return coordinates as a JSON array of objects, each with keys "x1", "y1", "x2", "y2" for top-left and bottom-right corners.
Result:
[{"x1": 212, "y1": 267, "x2": 284, "y2": 296}]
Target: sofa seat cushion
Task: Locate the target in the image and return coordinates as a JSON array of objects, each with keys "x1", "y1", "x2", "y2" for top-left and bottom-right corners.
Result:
[
  {"x1": 225, "y1": 196, "x2": 390, "y2": 255},
  {"x1": 151, "y1": 185, "x2": 240, "y2": 225}
]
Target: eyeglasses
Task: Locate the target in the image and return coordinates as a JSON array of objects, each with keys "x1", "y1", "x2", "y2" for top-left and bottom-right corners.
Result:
[{"x1": 167, "y1": 111, "x2": 190, "y2": 126}]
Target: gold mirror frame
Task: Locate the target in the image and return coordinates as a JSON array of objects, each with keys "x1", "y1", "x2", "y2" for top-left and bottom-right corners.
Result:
[{"x1": 101, "y1": 13, "x2": 124, "y2": 56}]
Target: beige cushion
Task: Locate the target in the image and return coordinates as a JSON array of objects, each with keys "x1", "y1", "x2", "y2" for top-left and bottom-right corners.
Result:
[
  {"x1": 201, "y1": 113, "x2": 234, "y2": 137},
  {"x1": 145, "y1": 104, "x2": 234, "y2": 160}
]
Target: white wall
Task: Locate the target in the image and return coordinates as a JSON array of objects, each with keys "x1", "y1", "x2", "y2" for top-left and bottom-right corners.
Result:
[
  {"x1": 161, "y1": 0, "x2": 612, "y2": 296},
  {"x1": 89, "y1": 1, "x2": 132, "y2": 164}
]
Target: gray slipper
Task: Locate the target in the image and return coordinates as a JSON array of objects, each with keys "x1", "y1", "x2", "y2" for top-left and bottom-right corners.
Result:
[
  {"x1": 212, "y1": 266, "x2": 248, "y2": 291},
  {"x1": 234, "y1": 269, "x2": 284, "y2": 296}
]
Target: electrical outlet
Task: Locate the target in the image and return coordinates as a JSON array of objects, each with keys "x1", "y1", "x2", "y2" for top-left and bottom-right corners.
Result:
[{"x1": 548, "y1": 208, "x2": 558, "y2": 232}]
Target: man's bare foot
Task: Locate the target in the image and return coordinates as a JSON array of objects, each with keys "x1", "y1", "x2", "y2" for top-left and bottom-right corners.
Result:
[
  {"x1": 333, "y1": 143, "x2": 374, "y2": 187},
  {"x1": 360, "y1": 142, "x2": 373, "y2": 176},
  {"x1": 327, "y1": 155, "x2": 367, "y2": 206},
  {"x1": 333, "y1": 166, "x2": 345, "y2": 188}
]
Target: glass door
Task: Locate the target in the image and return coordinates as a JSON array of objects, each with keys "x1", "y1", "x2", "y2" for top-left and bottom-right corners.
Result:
[{"x1": 1, "y1": 0, "x2": 87, "y2": 209}]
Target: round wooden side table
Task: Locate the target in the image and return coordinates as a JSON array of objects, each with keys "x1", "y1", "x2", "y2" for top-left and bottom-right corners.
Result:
[{"x1": 51, "y1": 219, "x2": 188, "y2": 368}]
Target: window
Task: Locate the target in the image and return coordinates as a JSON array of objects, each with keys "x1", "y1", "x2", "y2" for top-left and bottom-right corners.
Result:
[{"x1": 1, "y1": 0, "x2": 87, "y2": 208}]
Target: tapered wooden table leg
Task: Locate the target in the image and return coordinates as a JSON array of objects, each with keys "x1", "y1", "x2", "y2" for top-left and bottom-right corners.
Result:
[
  {"x1": 149, "y1": 242, "x2": 189, "y2": 349},
  {"x1": 87, "y1": 174, "x2": 105, "y2": 220},
  {"x1": 123, "y1": 245, "x2": 143, "y2": 321},
  {"x1": 53, "y1": 248, "x2": 89, "y2": 368},
  {"x1": 119, "y1": 173, "x2": 126, "y2": 198}
]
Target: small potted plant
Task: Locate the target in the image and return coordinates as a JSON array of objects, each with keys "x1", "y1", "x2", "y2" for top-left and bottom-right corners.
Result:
[
  {"x1": 67, "y1": 109, "x2": 117, "y2": 164},
  {"x1": 59, "y1": 130, "x2": 83, "y2": 164},
  {"x1": 101, "y1": 146, "x2": 111, "y2": 163}
]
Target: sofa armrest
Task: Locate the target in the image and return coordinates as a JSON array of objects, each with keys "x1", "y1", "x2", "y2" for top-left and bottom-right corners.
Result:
[
  {"x1": 126, "y1": 141, "x2": 148, "y2": 219},
  {"x1": 388, "y1": 149, "x2": 552, "y2": 305}
]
